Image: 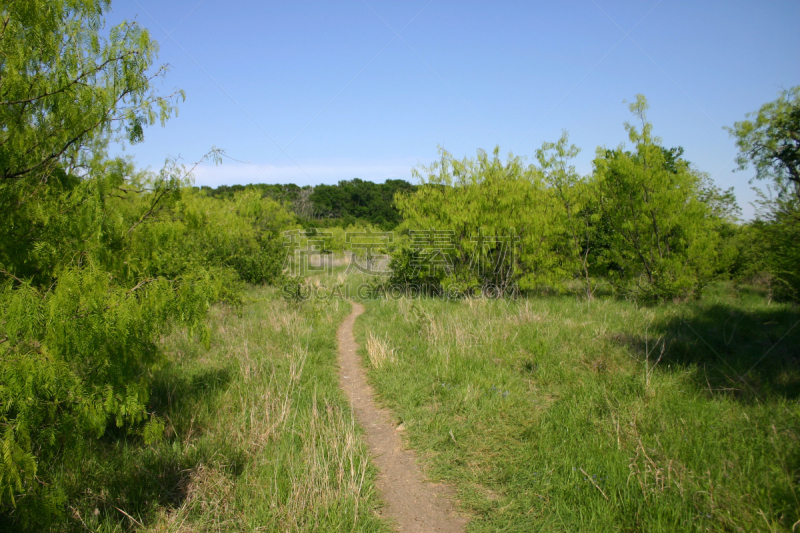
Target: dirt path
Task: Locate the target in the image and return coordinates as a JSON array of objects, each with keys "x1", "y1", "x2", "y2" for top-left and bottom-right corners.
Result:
[{"x1": 337, "y1": 302, "x2": 468, "y2": 533}]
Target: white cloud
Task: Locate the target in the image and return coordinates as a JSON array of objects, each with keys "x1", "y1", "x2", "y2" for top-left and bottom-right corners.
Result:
[{"x1": 190, "y1": 159, "x2": 421, "y2": 188}]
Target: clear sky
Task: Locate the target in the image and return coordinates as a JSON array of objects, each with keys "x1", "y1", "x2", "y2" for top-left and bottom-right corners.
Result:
[{"x1": 107, "y1": 0, "x2": 800, "y2": 218}]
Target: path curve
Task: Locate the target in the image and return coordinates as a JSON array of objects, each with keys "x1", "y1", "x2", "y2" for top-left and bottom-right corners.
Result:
[{"x1": 338, "y1": 302, "x2": 468, "y2": 533}]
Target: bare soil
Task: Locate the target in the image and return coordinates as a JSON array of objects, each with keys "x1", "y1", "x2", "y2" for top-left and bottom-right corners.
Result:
[{"x1": 337, "y1": 302, "x2": 468, "y2": 533}]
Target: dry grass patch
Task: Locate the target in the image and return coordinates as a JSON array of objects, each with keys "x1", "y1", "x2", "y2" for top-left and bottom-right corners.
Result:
[
  {"x1": 147, "y1": 466, "x2": 242, "y2": 533},
  {"x1": 366, "y1": 331, "x2": 396, "y2": 369}
]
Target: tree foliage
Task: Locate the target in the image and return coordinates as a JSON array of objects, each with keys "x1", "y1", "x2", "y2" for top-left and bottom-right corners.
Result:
[
  {"x1": 0, "y1": 0, "x2": 181, "y2": 183},
  {"x1": 0, "y1": 2, "x2": 291, "y2": 523},
  {"x1": 391, "y1": 96, "x2": 730, "y2": 300},
  {"x1": 392, "y1": 147, "x2": 561, "y2": 293},
  {"x1": 728, "y1": 87, "x2": 800, "y2": 300},
  {"x1": 536, "y1": 131, "x2": 597, "y2": 298},
  {"x1": 592, "y1": 95, "x2": 719, "y2": 299},
  {"x1": 310, "y1": 178, "x2": 415, "y2": 228},
  {"x1": 199, "y1": 179, "x2": 414, "y2": 229},
  {"x1": 728, "y1": 86, "x2": 800, "y2": 201},
  {"x1": 125, "y1": 186, "x2": 293, "y2": 286}
]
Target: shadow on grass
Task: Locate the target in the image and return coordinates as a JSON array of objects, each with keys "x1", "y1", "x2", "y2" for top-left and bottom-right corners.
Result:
[
  {"x1": 615, "y1": 302, "x2": 800, "y2": 402},
  {"x1": 7, "y1": 364, "x2": 244, "y2": 533},
  {"x1": 72, "y1": 434, "x2": 247, "y2": 533},
  {"x1": 148, "y1": 364, "x2": 234, "y2": 434}
]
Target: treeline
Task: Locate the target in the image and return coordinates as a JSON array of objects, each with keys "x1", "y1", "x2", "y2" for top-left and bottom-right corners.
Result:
[
  {"x1": 198, "y1": 177, "x2": 416, "y2": 229},
  {"x1": 309, "y1": 178, "x2": 415, "y2": 228},
  {"x1": 389, "y1": 92, "x2": 799, "y2": 302}
]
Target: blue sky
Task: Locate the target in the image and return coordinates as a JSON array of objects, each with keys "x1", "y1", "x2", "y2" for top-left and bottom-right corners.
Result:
[{"x1": 108, "y1": 0, "x2": 800, "y2": 218}]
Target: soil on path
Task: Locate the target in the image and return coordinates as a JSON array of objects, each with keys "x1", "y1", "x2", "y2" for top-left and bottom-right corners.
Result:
[{"x1": 337, "y1": 302, "x2": 468, "y2": 533}]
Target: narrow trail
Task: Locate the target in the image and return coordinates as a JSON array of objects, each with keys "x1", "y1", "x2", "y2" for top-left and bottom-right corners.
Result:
[{"x1": 337, "y1": 302, "x2": 468, "y2": 533}]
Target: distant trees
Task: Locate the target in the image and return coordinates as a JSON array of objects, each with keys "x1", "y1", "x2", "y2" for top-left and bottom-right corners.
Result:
[
  {"x1": 310, "y1": 178, "x2": 415, "y2": 228},
  {"x1": 199, "y1": 179, "x2": 415, "y2": 229},
  {"x1": 201, "y1": 183, "x2": 316, "y2": 220}
]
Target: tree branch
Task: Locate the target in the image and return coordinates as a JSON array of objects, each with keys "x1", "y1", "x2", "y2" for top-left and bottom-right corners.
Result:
[
  {"x1": 0, "y1": 53, "x2": 136, "y2": 106},
  {"x1": 0, "y1": 269, "x2": 24, "y2": 284}
]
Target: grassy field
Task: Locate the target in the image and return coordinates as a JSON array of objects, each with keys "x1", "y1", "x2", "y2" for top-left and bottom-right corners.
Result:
[
  {"x1": 16, "y1": 273, "x2": 799, "y2": 532},
  {"x1": 355, "y1": 284, "x2": 800, "y2": 532},
  {"x1": 30, "y1": 286, "x2": 392, "y2": 533}
]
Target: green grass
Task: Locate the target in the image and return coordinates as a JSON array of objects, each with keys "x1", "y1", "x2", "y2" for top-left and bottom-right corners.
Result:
[
  {"x1": 15, "y1": 286, "x2": 392, "y2": 533},
  {"x1": 355, "y1": 283, "x2": 800, "y2": 532},
  {"x1": 12, "y1": 272, "x2": 798, "y2": 532}
]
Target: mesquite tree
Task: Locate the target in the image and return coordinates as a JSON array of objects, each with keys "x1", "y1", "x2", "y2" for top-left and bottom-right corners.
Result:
[
  {"x1": 536, "y1": 131, "x2": 597, "y2": 299},
  {"x1": 728, "y1": 86, "x2": 800, "y2": 202},
  {"x1": 593, "y1": 95, "x2": 718, "y2": 299},
  {"x1": 393, "y1": 147, "x2": 561, "y2": 293},
  {"x1": 0, "y1": 1, "x2": 225, "y2": 522}
]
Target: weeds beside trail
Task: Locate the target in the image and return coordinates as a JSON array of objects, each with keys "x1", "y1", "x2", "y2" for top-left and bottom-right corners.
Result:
[
  {"x1": 355, "y1": 284, "x2": 800, "y2": 532},
  {"x1": 27, "y1": 287, "x2": 391, "y2": 533}
]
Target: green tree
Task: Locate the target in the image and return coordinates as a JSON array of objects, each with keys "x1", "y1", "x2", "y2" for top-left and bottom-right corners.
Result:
[
  {"x1": 592, "y1": 95, "x2": 719, "y2": 300},
  {"x1": 0, "y1": 2, "x2": 227, "y2": 523},
  {"x1": 393, "y1": 147, "x2": 561, "y2": 293},
  {"x1": 309, "y1": 178, "x2": 415, "y2": 228},
  {"x1": 728, "y1": 87, "x2": 800, "y2": 299},
  {"x1": 133, "y1": 188, "x2": 293, "y2": 286},
  {"x1": 0, "y1": 0, "x2": 183, "y2": 283},
  {"x1": 697, "y1": 174, "x2": 742, "y2": 280},
  {"x1": 536, "y1": 131, "x2": 597, "y2": 298},
  {"x1": 728, "y1": 86, "x2": 800, "y2": 201}
]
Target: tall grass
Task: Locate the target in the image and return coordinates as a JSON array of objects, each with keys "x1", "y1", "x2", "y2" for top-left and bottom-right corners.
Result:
[
  {"x1": 355, "y1": 284, "x2": 800, "y2": 531},
  {"x1": 365, "y1": 332, "x2": 396, "y2": 369},
  {"x1": 13, "y1": 287, "x2": 391, "y2": 533}
]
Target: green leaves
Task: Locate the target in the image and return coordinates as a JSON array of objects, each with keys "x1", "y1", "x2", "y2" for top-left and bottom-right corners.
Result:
[
  {"x1": 122, "y1": 187, "x2": 292, "y2": 286},
  {"x1": 593, "y1": 96, "x2": 718, "y2": 299},
  {"x1": 309, "y1": 178, "x2": 415, "y2": 228},
  {"x1": 728, "y1": 87, "x2": 800, "y2": 300},
  {"x1": 537, "y1": 131, "x2": 596, "y2": 297},
  {"x1": 0, "y1": 0, "x2": 180, "y2": 182},
  {"x1": 394, "y1": 146, "x2": 562, "y2": 292},
  {"x1": 0, "y1": 264, "x2": 223, "y2": 508},
  {"x1": 0, "y1": 1, "x2": 258, "y2": 518},
  {"x1": 728, "y1": 86, "x2": 800, "y2": 201},
  {"x1": 393, "y1": 97, "x2": 732, "y2": 301}
]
